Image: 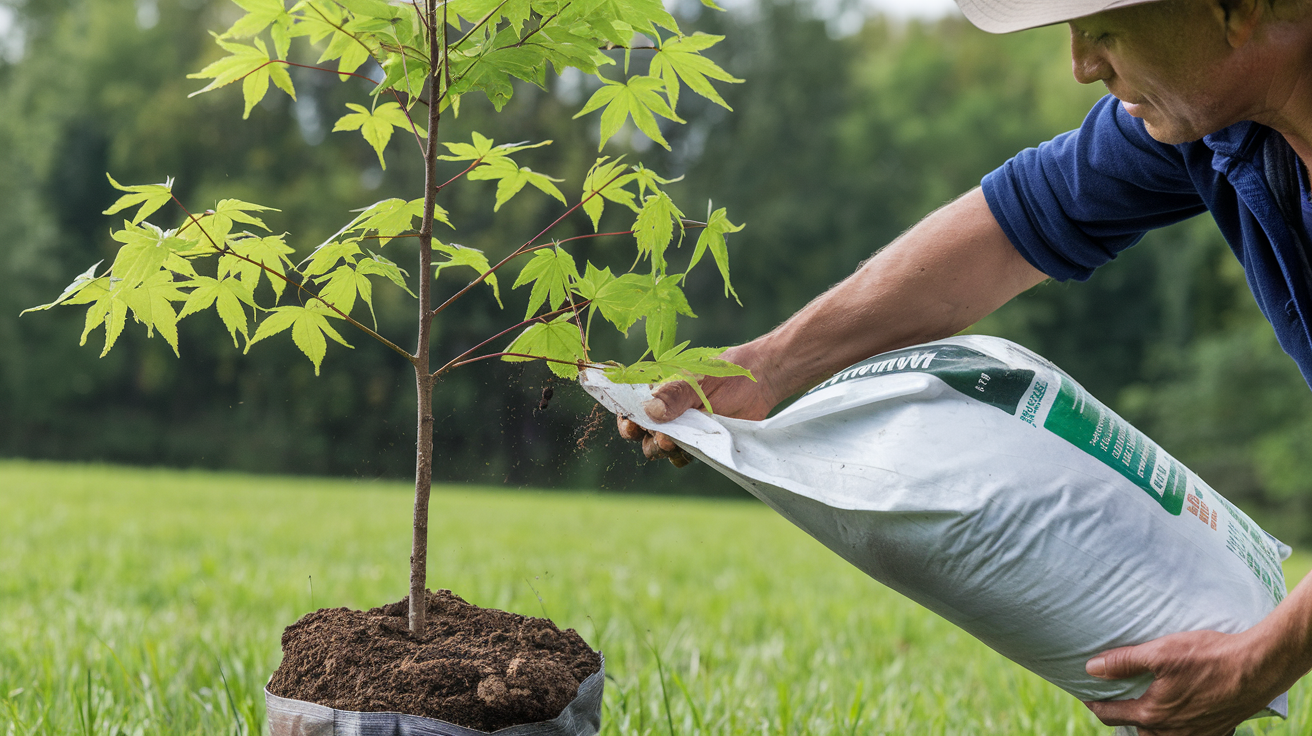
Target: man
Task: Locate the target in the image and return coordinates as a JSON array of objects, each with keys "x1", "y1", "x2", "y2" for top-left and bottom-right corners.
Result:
[{"x1": 618, "y1": 1, "x2": 1312, "y2": 734}]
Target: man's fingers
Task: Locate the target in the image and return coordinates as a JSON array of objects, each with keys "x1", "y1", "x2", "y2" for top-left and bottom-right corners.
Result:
[
  {"x1": 617, "y1": 414, "x2": 646, "y2": 441},
  {"x1": 644, "y1": 380, "x2": 702, "y2": 423},
  {"x1": 1083, "y1": 699, "x2": 1142, "y2": 728},
  {"x1": 655, "y1": 433, "x2": 678, "y2": 453},
  {"x1": 1088, "y1": 645, "x2": 1155, "y2": 680}
]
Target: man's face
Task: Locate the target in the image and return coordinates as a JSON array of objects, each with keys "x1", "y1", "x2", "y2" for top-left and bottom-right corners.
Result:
[{"x1": 1067, "y1": 0, "x2": 1257, "y2": 144}]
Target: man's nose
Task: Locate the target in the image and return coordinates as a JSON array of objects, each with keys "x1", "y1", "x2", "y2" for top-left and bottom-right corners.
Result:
[{"x1": 1069, "y1": 27, "x2": 1112, "y2": 85}]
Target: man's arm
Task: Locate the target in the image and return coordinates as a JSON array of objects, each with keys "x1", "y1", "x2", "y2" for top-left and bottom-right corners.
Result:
[
  {"x1": 1084, "y1": 571, "x2": 1312, "y2": 735},
  {"x1": 618, "y1": 186, "x2": 1047, "y2": 459}
]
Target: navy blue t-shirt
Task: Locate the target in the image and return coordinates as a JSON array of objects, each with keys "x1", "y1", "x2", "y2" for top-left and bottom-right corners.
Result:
[{"x1": 982, "y1": 95, "x2": 1312, "y2": 391}]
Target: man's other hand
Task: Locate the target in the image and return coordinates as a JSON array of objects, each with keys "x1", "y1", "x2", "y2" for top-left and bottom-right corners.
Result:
[{"x1": 1083, "y1": 628, "x2": 1287, "y2": 736}]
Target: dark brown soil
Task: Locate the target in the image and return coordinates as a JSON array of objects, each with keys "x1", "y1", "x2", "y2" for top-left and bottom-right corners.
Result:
[{"x1": 267, "y1": 590, "x2": 602, "y2": 732}]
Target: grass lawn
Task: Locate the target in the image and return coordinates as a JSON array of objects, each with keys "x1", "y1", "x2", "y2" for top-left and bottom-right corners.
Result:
[{"x1": 1, "y1": 459, "x2": 1309, "y2": 735}]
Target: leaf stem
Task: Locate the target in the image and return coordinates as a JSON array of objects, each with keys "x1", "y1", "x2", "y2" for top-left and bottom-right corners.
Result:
[{"x1": 449, "y1": 351, "x2": 598, "y2": 371}]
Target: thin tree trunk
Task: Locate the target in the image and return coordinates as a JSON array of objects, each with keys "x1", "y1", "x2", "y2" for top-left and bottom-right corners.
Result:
[{"x1": 409, "y1": 0, "x2": 443, "y2": 639}]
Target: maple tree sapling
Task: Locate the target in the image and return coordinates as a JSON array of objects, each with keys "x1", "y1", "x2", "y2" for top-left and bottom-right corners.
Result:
[{"x1": 26, "y1": 0, "x2": 749, "y2": 638}]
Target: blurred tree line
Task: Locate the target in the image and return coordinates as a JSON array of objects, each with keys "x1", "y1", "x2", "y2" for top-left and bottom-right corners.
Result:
[{"x1": 1, "y1": 0, "x2": 1309, "y2": 539}]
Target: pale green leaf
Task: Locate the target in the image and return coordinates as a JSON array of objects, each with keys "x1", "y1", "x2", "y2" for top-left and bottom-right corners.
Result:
[
  {"x1": 502, "y1": 314, "x2": 586, "y2": 379},
  {"x1": 633, "y1": 191, "x2": 684, "y2": 274},
  {"x1": 649, "y1": 33, "x2": 741, "y2": 112},
  {"x1": 103, "y1": 174, "x2": 174, "y2": 225},
  {"x1": 512, "y1": 247, "x2": 579, "y2": 319},
  {"x1": 433, "y1": 241, "x2": 500, "y2": 307},
  {"x1": 574, "y1": 75, "x2": 682, "y2": 150},
  {"x1": 687, "y1": 205, "x2": 744, "y2": 302},
  {"x1": 246, "y1": 306, "x2": 352, "y2": 375}
]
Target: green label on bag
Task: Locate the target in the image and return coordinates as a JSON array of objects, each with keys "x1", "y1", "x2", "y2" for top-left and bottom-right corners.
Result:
[
  {"x1": 807, "y1": 345, "x2": 1035, "y2": 414},
  {"x1": 1042, "y1": 376, "x2": 1186, "y2": 516}
]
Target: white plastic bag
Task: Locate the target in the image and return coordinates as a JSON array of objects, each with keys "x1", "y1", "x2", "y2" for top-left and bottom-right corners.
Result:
[{"x1": 582, "y1": 336, "x2": 1289, "y2": 715}]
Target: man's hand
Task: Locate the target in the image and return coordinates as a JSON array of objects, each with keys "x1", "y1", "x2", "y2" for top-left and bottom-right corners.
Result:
[
  {"x1": 1083, "y1": 628, "x2": 1289, "y2": 736},
  {"x1": 616, "y1": 342, "x2": 781, "y2": 466}
]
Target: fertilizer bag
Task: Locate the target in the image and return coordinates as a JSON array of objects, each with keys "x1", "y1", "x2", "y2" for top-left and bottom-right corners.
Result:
[{"x1": 581, "y1": 335, "x2": 1290, "y2": 714}]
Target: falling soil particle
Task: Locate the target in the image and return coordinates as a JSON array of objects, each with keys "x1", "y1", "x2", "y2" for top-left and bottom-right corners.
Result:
[{"x1": 267, "y1": 589, "x2": 601, "y2": 732}]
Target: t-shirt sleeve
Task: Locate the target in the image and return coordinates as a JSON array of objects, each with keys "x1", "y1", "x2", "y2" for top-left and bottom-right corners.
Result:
[{"x1": 982, "y1": 95, "x2": 1208, "y2": 282}]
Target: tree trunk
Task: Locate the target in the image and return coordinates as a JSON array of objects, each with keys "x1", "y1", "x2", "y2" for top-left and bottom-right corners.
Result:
[{"x1": 409, "y1": 0, "x2": 443, "y2": 639}]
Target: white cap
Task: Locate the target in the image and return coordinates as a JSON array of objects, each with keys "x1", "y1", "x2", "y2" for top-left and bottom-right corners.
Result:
[{"x1": 954, "y1": 0, "x2": 1161, "y2": 33}]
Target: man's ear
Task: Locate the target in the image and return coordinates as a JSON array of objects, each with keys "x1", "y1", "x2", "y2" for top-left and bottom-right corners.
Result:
[{"x1": 1216, "y1": 0, "x2": 1263, "y2": 48}]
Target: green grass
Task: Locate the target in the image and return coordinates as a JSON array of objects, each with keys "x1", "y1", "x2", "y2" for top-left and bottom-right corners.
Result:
[{"x1": 1, "y1": 460, "x2": 1309, "y2": 735}]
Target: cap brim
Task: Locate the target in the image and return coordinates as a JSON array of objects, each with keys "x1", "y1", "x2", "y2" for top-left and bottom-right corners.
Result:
[{"x1": 954, "y1": 0, "x2": 1161, "y2": 33}]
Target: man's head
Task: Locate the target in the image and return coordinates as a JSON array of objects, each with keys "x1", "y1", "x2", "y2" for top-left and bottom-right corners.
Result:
[{"x1": 956, "y1": 0, "x2": 1312, "y2": 146}]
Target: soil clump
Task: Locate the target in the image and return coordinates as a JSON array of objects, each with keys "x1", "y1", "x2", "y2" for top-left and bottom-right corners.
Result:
[{"x1": 268, "y1": 589, "x2": 601, "y2": 732}]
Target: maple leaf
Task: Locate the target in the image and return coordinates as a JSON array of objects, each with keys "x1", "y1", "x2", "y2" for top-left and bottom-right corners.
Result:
[
  {"x1": 466, "y1": 157, "x2": 566, "y2": 211},
  {"x1": 580, "y1": 157, "x2": 637, "y2": 231},
  {"x1": 512, "y1": 247, "x2": 579, "y2": 319},
  {"x1": 246, "y1": 306, "x2": 353, "y2": 375},
  {"x1": 633, "y1": 191, "x2": 684, "y2": 274},
  {"x1": 226, "y1": 0, "x2": 295, "y2": 59},
  {"x1": 433, "y1": 241, "x2": 502, "y2": 307},
  {"x1": 687, "y1": 205, "x2": 744, "y2": 302},
  {"x1": 333, "y1": 102, "x2": 427, "y2": 169},
  {"x1": 188, "y1": 36, "x2": 294, "y2": 119},
  {"x1": 102, "y1": 174, "x2": 175, "y2": 226},
  {"x1": 503, "y1": 315, "x2": 587, "y2": 379},
  {"x1": 123, "y1": 271, "x2": 189, "y2": 356},
  {"x1": 649, "y1": 33, "x2": 741, "y2": 111},
  {"x1": 178, "y1": 276, "x2": 258, "y2": 347},
  {"x1": 574, "y1": 75, "x2": 683, "y2": 151}
]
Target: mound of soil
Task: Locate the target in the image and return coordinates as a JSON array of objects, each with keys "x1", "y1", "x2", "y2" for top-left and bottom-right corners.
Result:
[{"x1": 267, "y1": 589, "x2": 602, "y2": 732}]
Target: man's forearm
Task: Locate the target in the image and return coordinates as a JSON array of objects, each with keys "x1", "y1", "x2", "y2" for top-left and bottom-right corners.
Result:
[{"x1": 748, "y1": 187, "x2": 1047, "y2": 400}]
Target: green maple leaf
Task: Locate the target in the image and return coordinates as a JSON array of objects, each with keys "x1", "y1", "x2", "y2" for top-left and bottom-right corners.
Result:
[
  {"x1": 302, "y1": 3, "x2": 375, "y2": 80},
  {"x1": 102, "y1": 174, "x2": 174, "y2": 226},
  {"x1": 188, "y1": 36, "x2": 294, "y2": 119},
  {"x1": 687, "y1": 205, "x2": 744, "y2": 302},
  {"x1": 123, "y1": 271, "x2": 189, "y2": 357},
  {"x1": 246, "y1": 305, "x2": 352, "y2": 375},
  {"x1": 566, "y1": 0, "x2": 679, "y2": 46},
  {"x1": 219, "y1": 234, "x2": 295, "y2": 299},
  {"x1": 351, "y1": 198, "x2": 436, "y2": 238},
  {"x1": 581, "y1": 157, "x2": 637, "y2": 231},
  {"x1": 77, "y1": 281, "x2": 130, "y2": 358},
  {"x1": 633, "y1": 191, "x2": 684, "y2": 274},
  {"x1": 574, "y1": 75, "x2": 683, "y2": 150},
  {"x1": 195, "y1": 198, "x2": 277, "y2": 248},
  {"x1": 178, "y1": 275, "x2": 258, "y2": 347},
  {"x1": 634, "y1": 275, "x2": 693, "y2": 356},
  {"x1": 572, "y1": 265, "x2": 648, "y2": 333},
  {"x1": 439, "y1": 133, "x2": 552, "y2": 166},
  {"x1": 466, "y1": 157, "x2": 566, "y2": 211},
  {"x1": 513, "y1": 247, "x2": 579, "y2": 319},
  {"x1": 109, "y1": 223, "x2": 193, "y2": 295},
  {"x1": 315, "y1": 264, "x2": 375, "y2": 325},
  {"x1": 226, "y1": 0, "x2": 294, "y2": 59},
  {"x1": 301, "y1": 240, "x2": 363, "y2": 279},
  {"x1": 649, "y1": 33, "x2": 741, "y2": 111},
  {"x1": 433, "y1": 241, "x2": 501, "y2": 307},
  {"x1": 357, "y1": 251, "x2": 416, "y2": 297},
  {"x1": 333, "y1": 102, "x2": 427, "y2": 169},
  {"x1": 503, "y1": 315, "x2": 587, "y2": 379}
]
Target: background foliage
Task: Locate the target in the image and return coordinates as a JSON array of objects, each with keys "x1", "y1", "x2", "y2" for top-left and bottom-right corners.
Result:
[{"x1": 2, "y1": 0, "x2": 1310, "y2": 538}]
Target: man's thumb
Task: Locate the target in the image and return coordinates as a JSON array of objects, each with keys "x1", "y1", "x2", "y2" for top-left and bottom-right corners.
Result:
[
  {"x1": 644, "y1": 380, "x2": 700, "y2": 423},
  {"x1": 1087, "y1": 646, "x2": 1153, "y2": 680}
]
